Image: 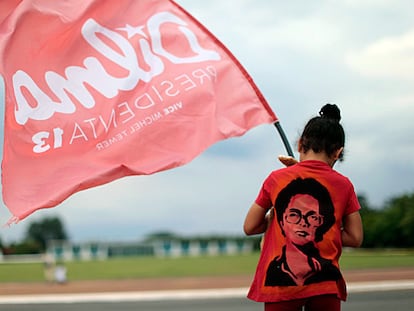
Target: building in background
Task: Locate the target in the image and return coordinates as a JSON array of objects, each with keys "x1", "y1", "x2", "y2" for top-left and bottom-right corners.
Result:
[{"x1": 46, "y1": 235, "x2": 257, "y2": 262}]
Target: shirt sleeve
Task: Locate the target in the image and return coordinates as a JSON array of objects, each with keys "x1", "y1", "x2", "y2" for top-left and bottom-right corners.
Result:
[
  {"x1": 345, "y1": 183, "x2": 361, "y2": 215},
  {"x1": 254, "y1": 175, "x2": 274, "y2": 210}
]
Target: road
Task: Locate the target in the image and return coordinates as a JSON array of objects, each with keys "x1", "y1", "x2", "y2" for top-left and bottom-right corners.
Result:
[
  {"x1": 0, "y1": 289, "x2": 413, "y2": 311},
  {"x1": 1, "y1": 269, "x2": 414, "y2": 310},
  {"x1": 344, "y1": 290, "x2": 414, "y2": 311}
]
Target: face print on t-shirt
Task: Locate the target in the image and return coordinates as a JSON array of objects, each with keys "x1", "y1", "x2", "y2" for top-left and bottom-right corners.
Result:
[
  {"x1": 282, "y1": 194, "x2": 323, "y2": 245},
  {"x1": 265, "y1": 178, "x2": 341, "y2": 287}
]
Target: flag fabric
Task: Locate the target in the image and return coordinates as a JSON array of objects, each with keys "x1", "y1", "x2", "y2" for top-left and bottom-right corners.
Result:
[
  {"x1": 0, "y1": 0, "x2": 277, "y2": 222},
  {"x1": 0, "y1": 0, "x2": 22, "y2": 25}
]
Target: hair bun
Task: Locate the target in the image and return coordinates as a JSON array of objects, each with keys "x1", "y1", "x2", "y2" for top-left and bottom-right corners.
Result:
[{"x1": 319, "y1": 103, "x2": 341, "y2": 122}]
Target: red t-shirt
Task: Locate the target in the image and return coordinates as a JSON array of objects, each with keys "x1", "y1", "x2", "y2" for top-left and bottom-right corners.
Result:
[{"x1": 247, "y1": 160, "x2": 360, "y2": 302}]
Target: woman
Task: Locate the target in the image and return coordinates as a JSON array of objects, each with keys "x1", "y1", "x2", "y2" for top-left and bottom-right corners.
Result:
[{"x1": 244, "y1": 104, "x2": 363, "y2": 311}]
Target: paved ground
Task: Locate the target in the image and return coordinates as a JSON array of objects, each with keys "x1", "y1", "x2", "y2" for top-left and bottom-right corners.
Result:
[{"x1": 1, "y1": 267, "x2": 414, "y2": 296}]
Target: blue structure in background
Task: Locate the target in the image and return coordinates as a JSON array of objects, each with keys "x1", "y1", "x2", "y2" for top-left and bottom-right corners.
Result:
[{"x1": 46, "y1": 236, "x2": 255, "y2": 261}]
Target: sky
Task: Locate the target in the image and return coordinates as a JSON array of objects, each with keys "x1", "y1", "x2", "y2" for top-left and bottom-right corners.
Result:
[{"x1": 1, "y1": 0, "x2": 413, "y2": 244}]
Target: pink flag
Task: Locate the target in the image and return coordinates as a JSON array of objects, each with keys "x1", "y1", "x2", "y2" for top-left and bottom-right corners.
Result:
[
  {"x1": 0, "y1": 0, "x2": 22, "y2": 25},
  {"x1": 0, "y1": 0, "x2": 277, "y2": 222}
]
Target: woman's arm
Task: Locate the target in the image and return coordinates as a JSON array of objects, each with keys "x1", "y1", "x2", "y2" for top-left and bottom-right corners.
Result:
[
  {"x1": 243, "y1": 203, "x2": 269, "y2": 236},
  {"x1": 341, "y1": 211, "x2": 363, "y2": 247}
]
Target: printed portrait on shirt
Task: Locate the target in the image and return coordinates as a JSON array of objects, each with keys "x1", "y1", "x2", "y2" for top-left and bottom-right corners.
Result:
[{"x1": 265, "y1": 178, "x2": 341, "y2": 287}]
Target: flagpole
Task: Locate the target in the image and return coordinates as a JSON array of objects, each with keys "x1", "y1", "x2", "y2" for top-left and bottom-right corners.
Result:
[{"x1": 273, "y1": 121, "x2": 295, "y2": 158}]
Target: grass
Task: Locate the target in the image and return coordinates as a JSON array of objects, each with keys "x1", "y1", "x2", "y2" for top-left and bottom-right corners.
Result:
[
  {"x1": 1, "y1": 249, "x2": 414, "y2": 283},
  {"x1": 340, "y1": 248, "x2": 414, "y2": 270}
]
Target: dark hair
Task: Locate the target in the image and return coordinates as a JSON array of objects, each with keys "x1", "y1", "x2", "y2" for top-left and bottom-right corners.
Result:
[
  {"x1": 275, "y1": 178, "x2": 336, "y2": 242},
  {"x1": 299, "y1": 104, "x2": 345, "y2": 161}
]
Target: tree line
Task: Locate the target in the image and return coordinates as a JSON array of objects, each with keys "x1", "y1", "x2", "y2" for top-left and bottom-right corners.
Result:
[
  {"x1": 1, "y1": 191, "x2": 413, "y2": 255},
  {"x1": 359, "y1": 192, "x2": 414, "y2": 248},
  {"x1": 1, "y1": 217, "x2": 68, "y2": 255}
]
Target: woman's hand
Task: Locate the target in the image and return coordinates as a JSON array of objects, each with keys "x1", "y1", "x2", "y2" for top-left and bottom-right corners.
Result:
[{"x1": 278, "y1": 155, "x2": 297, "y2": 167}]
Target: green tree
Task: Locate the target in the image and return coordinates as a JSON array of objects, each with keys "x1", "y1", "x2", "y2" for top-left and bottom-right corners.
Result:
[
  {"x1": 8, "y1": 240, "x2": 40, "y2": 254},
  {"x1": 358, "y1": 194, "x2": 387, "y2": 247},
  {"x1": 25, "y1": 217, "x2": 68, "y2": 252},
  {"x1": 381, "y1": 193, "x2": 414, "y2": 247},
  {"x1": 359, "y1": 192, "x2": 414, "y2": 248}
]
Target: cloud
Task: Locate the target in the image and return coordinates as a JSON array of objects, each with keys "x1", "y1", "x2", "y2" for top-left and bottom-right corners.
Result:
[{"x1": 346, "y1": 29, "x2": 414, "y2": 79}]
